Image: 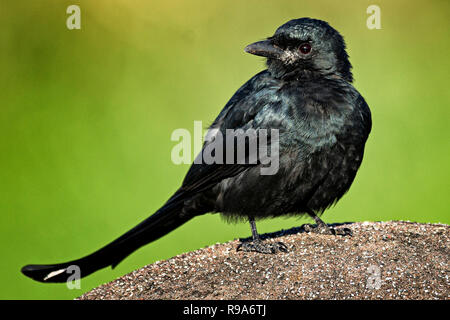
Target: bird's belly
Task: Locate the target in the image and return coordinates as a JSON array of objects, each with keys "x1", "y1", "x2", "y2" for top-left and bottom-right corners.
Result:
[
  {"x1": 214, "y1": 139, "x2": 365, "y2": 221},
  {"x1": 303, "y1": 142, "x2": 364, "y2": 213}
]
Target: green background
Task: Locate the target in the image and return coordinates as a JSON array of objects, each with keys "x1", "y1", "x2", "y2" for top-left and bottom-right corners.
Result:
[{"x1": 1, "y1": 0, "x2": 448, "y2": 299}]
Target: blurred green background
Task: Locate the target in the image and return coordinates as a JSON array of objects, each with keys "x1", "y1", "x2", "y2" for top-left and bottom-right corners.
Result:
[{"x1": 0, "y1": 0, "x2": 449, "y2": 299}]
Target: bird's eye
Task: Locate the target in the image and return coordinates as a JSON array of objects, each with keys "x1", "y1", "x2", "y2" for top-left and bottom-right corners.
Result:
[{"x1": 299, "y1": 43, "x2": 312, "y2": 54}]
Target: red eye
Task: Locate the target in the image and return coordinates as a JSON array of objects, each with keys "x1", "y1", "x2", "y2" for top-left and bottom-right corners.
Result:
[{"x1": 299, "y1": 43, "x2": 311, "y2": 54}]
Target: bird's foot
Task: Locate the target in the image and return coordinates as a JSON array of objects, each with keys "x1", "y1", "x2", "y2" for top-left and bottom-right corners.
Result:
[
  {"x1": 303, "y1": 223, "x2": 352, "y2": 236},
  {"x1": 237, "y1": 239, "x2": 288, "y2": 254}
]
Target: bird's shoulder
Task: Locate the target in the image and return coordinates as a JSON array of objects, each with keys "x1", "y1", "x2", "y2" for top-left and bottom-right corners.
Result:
[
  {"x1": 292, "y1": 77, "x2": 371, "y2": 126},
  {"x1": 324, "y1": 79, "x2": 372, "y2": 137},
  {"x1": 210, "y1": 72, "x2": 371, "y2": 137},
  {"x1": 210, "y1": 70, "x2": 284, "y2": 131},
  {"x1": 179, "y1": 71, "x2": 282, "y2": 193}
]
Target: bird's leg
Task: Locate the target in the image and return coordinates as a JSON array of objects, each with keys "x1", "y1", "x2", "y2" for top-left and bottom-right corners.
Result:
[
  {"x1": 237, "y1": 217, "x2": 288, "y2": 253},
  {"x1": 304, "y1": 211, "x2": 352, "y2": 236}
]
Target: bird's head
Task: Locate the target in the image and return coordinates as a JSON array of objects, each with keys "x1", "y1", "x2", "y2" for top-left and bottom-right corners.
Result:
[{"x1": 245, "y1": 18, "x2": 353, "y2": 82}]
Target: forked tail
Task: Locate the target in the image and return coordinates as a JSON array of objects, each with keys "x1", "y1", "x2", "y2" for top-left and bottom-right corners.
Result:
[{"x1": 21, "y1": 195, "x2": 192, "y2": 283}]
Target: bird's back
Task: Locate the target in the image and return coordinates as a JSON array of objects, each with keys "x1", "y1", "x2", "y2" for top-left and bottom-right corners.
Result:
[{"x1": 210, "y1": 73, "x2": 371, "y2": 220}]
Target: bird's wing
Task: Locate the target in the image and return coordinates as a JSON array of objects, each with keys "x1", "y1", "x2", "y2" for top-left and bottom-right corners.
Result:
[
  {"x1": 21, "y1": 70, "x2": 288, "y2": 283},
  {"x1": 180, "y1": 70, "x2": 283, "y2": 194}
]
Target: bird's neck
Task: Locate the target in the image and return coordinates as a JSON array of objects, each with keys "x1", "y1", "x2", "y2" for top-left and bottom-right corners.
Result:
[{"x1": 266, "y1": 59, "x2": 352, "y2": 83}]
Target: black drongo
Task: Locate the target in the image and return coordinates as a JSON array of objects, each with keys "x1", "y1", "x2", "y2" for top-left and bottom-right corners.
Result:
[{"x1": 22, "y1": 18, "x2": 371, "y2": 283}]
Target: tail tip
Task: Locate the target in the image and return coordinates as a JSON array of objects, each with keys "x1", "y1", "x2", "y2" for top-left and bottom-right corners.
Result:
[{"x1": 21, "y1": 264, "x2": 68, "y2": 283}]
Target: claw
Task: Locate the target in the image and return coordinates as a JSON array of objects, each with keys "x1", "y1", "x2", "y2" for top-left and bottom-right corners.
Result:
[
  {"x1": 276, "y1": 241, "x2": 288, "y2": 252},
  {"x1": 237, "y1": 240, "x2": 289, "y2": 254},
  {"x1": 334, "y1": 227, "x2": 352, "y2": 236},
  {"x1": 303, "y1": 223, "x2": 352, "y2": 237}
]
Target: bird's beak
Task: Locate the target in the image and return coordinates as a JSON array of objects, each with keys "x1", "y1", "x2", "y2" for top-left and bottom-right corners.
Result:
[{"x1": 244, "y1": 40, "x2": 284, "y2": 59}]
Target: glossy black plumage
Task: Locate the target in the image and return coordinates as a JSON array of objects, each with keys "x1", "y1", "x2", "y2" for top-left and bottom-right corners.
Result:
[{"x1": 21, "y1": 18, "x2": 371, "y2": 283}]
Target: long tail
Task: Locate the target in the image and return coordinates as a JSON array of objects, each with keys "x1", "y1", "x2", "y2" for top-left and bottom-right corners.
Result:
[{"x1": 21, "y1": 193, "x2": 193, "y2": 283}]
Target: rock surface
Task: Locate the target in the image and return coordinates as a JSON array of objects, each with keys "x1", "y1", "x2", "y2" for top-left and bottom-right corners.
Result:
[{"x1": 77, "y1": 221, "x2": 449, "y2": 300}]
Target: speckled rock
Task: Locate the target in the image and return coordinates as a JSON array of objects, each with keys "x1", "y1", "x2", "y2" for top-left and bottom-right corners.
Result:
[{"x1": 77, "y1": 221, "x2": 449, "y2": 300}]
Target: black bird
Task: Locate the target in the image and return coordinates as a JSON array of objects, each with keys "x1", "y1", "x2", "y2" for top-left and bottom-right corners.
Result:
[{"x1": 21, "y1": 18, "x2": 371, "y2": 283}]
